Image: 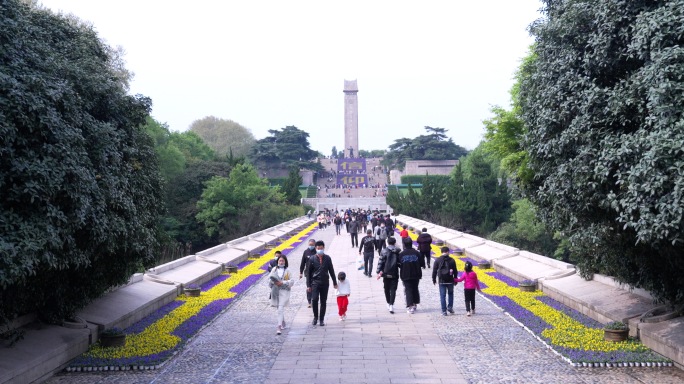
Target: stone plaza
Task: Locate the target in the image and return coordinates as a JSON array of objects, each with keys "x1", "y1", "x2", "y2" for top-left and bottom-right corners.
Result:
[{"x1": 43, "y1": 227, "x2": 684, "y2": 384}]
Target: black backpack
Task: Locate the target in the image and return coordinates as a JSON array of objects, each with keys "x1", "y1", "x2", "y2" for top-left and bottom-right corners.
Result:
[
  {"x1": 383, "y1": 249, "x2": 400, "y2": 278},
  {"x1": 438, "y1": 257, "x2": 453, "y2": 283},
  {"x1": 362, "y1": 237, "x2": 375, "y2": 252}
]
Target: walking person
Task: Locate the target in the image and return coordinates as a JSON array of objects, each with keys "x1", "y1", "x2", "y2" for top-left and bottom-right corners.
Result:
[
  {"x1": 335, "y1": 271, "x2": 350, "y2": 321},
  {"x1": 432, "y1": 247, "x2": 458, "y2": 316},
  {"x1": 399, "y1": 224, "x2": 409, "y2": 240},
  {"x1": 306, "y1": 240, "x2": 338, "y2": 326},
  {"x1": 299, "y1": 238, "x2": 316, "y2": 308},
  {"x1": 269, "y1": 254, "x2": 295, "y2": 335},
  {"x1": 416, "y1": 228, "x2": 433, "y2": 268},
  {"x1": 376, "y1": 237, "x2": 401, "y2": 314},
  {"x1": 358, "y1": 229, "x2": 376, "y2": 277},
  {"x1": 398, "y1": 237, "x2": 422, "y2": 314},
  {"x1": 456, "y1": 261, "x2": 482, "y2": 316},
  {"x1": 334, "y1": 215, "x2": 342, "y2": 235},
  {"x1": 349, "y1": 216, "x2": 360, "y2": 248},
  {"x1": 375, "y1": 222, "x2": 388, "y2": 256}
]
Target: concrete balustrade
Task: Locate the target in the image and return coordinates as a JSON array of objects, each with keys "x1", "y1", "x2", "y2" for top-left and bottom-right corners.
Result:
[
  {"x1": 0, "y1": 216, "x2": 314, "y2": 384},
  {"x1": 394, "y1": 214, "x2": 683, "y2": 368}
]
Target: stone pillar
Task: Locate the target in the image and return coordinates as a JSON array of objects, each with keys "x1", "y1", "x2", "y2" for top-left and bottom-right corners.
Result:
[{"x1": 343, "y1": 79, "x2": 359, "y2": 158}]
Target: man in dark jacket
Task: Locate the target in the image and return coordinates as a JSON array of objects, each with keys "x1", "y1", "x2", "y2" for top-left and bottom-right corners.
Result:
[
  {"x1": 299, "y1": 238, "x2": 316, "y2": 307},
  {"x1": 398, "y1": 237, "x2": 422, "y2": 314},
  {"x1": 432, "y1": 246, "x2": 458, "y2": 316},
  {"x1": 376, "y1": 237, "x2": 401, "y2": 313},
  {"x1": 416, "y1": 228, "x2": 433, "y2": 269},
  {"x1": 306, "y1": 240, "x2": 338, "y2": 326},
  {"x1": 358, "y1": 229, "x2": 376, "y2": 277},
  {"x1": 348, "y1": 217, "x2": 360, "y2": 248}
]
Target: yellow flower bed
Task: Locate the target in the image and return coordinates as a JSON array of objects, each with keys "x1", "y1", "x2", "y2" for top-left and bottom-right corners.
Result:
[
  {"x1": 404, "y1": 227, "x2": 647, "y2": 354},
  {"x1": 85, "y1": 223, "x2": 317, "y2": 360}
]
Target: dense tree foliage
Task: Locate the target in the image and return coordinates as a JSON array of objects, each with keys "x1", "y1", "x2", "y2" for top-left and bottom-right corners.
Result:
[
  {"x1": 0, "y1": 0, "x2": 163, "y2": 326},
  {"x1": 250, "y1": 126, "x2": 322, "y2": 171},
  {"x1": 382, "y1": 127, "x2": 469, "y2": 170},
  {"x1": 489, "y1": 199, "x2": 560, "y2": 258},
  {"x1": 196, "y1": 164, "x2": 303, "y2": 240},
  {"x1": 190, "y1": 116, "x2": 255, "y2": 158},
  {"x1": 483, "y1": 51, "x2": 536, "y2": 185},
  {"x1": 387, "y1": 146, "x2": 510, "y2": 235},
  {"x1": 358, "y1": 149, "x2": 386, "y2": 158},
  {"x1": 282, "y1": 166, "x2": 303, "y2": 205},
  {"x1": 145, "y1": 117, "x2": 216, "y2": 181},
  {"x1": 520, "y1": 0, "x2": 684, "y2": 303}
]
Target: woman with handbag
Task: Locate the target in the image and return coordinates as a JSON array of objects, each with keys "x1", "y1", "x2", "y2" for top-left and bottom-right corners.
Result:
[{"x1": 269, "y1": 254, "x2": 295, "y2": 334}]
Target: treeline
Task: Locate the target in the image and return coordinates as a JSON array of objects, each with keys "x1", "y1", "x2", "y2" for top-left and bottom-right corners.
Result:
[
  {"x1": 393, "y1": 0, "x2": 684, "y2": 305},
  {"x1": 0, "y1": 1, "x2": 309, "y2": 333},
  {"x1": 145, "y1": 119, "x2": 308, "y2": 266}
]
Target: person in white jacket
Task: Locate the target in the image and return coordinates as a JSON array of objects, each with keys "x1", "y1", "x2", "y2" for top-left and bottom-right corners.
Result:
[
  {"x1": 335, "y1": 271, "x2": 351, "y2": 321},
  {"x1": 269, "y1": 254, "x2": 295, "y2": 335}
]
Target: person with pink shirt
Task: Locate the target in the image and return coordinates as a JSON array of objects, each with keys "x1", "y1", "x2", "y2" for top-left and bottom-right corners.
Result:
[{"x1": 455, "y1": 261, "x2": 482, "y2": 316}]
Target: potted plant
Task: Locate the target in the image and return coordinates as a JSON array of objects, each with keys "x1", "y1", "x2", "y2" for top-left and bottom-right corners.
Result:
[
  {"x1": 478, "y1": 260, "x2": 492, "y2": 269},
  {"x1": 519, "y1": 279, "x2": 536, "y2": 292},
  {"x1": 604, "y1": 321, "x2": 629, "y2": 342},
  {"x1": 100, "y1": 328, "x2": 126, "y2": 348},
  {"x1": 226, "y1": 264, "x2": 239, "y2": 274},
  {"x1": 184, "y1": 283, "x2": 201, "y2": 297}
]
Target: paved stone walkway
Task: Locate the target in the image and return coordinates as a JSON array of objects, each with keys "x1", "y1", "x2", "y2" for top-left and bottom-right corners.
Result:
[{"x1": 46, "y1": 227, "x2": 684, "y2": 384}]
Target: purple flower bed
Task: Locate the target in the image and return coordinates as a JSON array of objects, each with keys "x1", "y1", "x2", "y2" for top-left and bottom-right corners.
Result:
[
  {"x1": 553, "y1": 346, "x2": 668, "y2": 364},
  {"x1": 231, "y1": 273, "x2": 263, "y2": 295},
  {"x1": 201, "y1": 274, "x2": 231, "y2": 291},
  {"x1": 486, "y1": 272, "x2": 519, "y2": 287},
  {"x1": 172, "y1": 298, "x2": 233, "y2": 340},
  {"x1": 124, "y1": 300, "x2": 184, "y2": 335},
  {"x1": 485, "y1": 295, "x2": 552, "y2": 335},
  {"x1": 71, "y1": 350, "x2": 175, "y2": 368},
  {"x1": 536, "y1": 296, "x2": 604, "y2": 329},
  {"x1": 460, "y1": 257, "x2": 480, "y2": 266},
  {"x1": 236, "y1": 259, "x2": 253, "y2": 268}
]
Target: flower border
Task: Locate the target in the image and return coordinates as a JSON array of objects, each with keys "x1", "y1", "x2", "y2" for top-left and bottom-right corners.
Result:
[
  {"x1": 403, "y1": 226, "x2": 673, "y2": 368},
  {"x1": 66, "y1": 223, "x2": 317, "y2": 372}
]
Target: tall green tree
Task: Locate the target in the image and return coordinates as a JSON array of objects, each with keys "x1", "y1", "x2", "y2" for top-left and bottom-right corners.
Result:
[
  {"x1": 520, "y1": 0, "x2": 684, "y2": 303},
  {"x1": 0, "y1": 0, "x2": 163, "y2": 326},
  {"x1": 190, "y1": 116, "x2": 255, "y2": 158},
  {"x1": 483, "y1": 50, "x2": 536, "y2": 185},
  {"x1": 250, "y1": 126, "x2": 321, "y2": 171},
  {"x1": 382, "y1": 127, "x2": 469, "y2": 170},
  {"x1": 282, "y1": 166, "x2": 303, "y2": 205},
  {"x1": 196, "y1": 164, "x2": 302, "y2": 240}
]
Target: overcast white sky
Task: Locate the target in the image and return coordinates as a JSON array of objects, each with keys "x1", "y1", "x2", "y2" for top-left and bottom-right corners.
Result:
[{"x1": 39, "y1": 0, "x2": 543, "y2": 154}]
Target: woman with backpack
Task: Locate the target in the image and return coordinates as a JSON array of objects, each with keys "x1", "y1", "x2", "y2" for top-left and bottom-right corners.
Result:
[{"x1": 432, "y1": 247, "x2": 458, "y2": 316}]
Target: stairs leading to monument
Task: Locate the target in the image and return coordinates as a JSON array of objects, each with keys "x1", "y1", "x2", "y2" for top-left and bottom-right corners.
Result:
[
  {"x1": 315, "y1": 157, "x2": 388, "y2": 199},
  {"x1": 305, "y1": 185, "x2": 317, "y2": 198}
]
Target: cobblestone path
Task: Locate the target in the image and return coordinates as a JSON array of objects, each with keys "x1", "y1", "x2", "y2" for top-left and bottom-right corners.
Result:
[{"x1": 46, "y1": 227, "x2": 684, "y2": 384}]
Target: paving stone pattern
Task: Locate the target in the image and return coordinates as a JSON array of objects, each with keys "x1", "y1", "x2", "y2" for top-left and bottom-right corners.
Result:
[{"x1": 46, "y1": 226, "x2": 684, "y2": 384}]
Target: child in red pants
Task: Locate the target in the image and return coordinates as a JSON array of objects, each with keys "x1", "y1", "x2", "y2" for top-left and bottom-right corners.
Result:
[{"x1": 335, "y1": 271, "x2": 350, "y2": 321}]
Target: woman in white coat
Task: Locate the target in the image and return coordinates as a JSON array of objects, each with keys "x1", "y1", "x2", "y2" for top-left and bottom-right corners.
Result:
[{"x1": 269, "y1": 254, "x2": 295, "y2": 335}]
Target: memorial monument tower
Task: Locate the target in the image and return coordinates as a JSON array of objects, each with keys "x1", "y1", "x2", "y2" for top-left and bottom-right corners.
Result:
[{"x1": 343, "y1": 79, "x2": 359, "y2": 158}]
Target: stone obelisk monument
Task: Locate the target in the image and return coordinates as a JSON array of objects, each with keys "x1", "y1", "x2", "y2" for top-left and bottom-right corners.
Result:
[{"x1": 343, "y1": 79, "x2": 359, "y2": 158}]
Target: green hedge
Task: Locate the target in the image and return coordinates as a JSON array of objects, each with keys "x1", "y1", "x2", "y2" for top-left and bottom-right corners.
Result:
[{"x1": 400, "y1": 175, "x2": 450, "y2": 184}]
